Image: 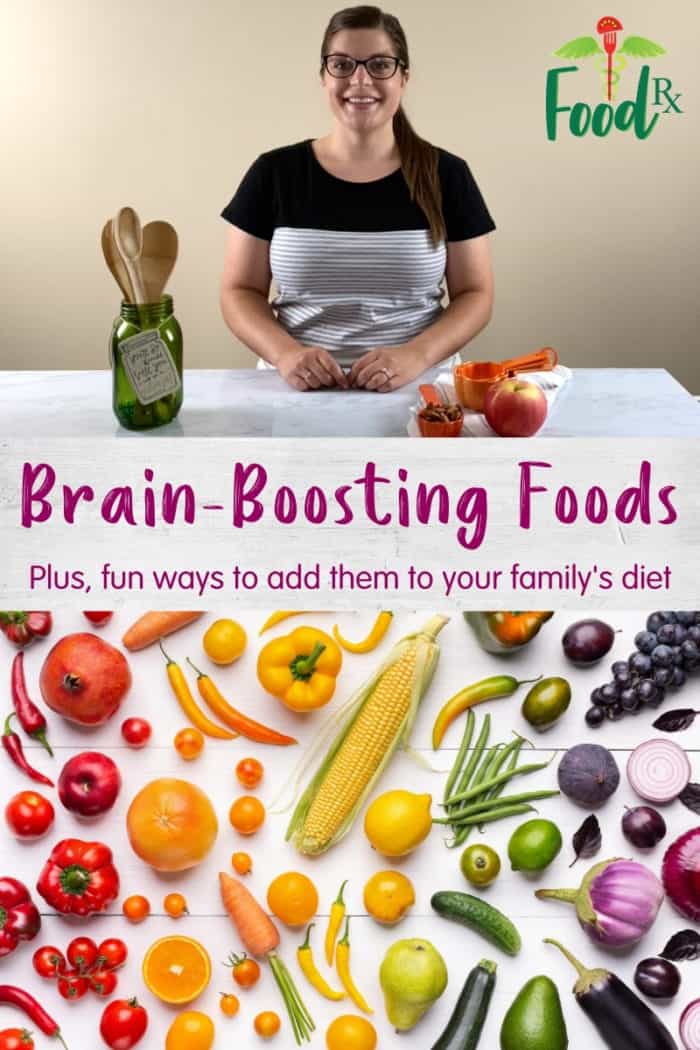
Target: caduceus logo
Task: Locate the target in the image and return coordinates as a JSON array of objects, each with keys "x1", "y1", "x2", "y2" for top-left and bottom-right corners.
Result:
[{"x1": 546, "y1": 16, "x2": 683, "y2": 141}]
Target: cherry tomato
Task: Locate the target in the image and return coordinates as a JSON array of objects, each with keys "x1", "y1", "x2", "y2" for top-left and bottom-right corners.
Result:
[
  {"x1": 174, "y1": 727, "x2": 204, "y2": 761},
  {"x1": 227, "y1": 952, "x2": 261, "y2": 989},
  {"x1": 83, "y1": 611, "x2": 113, "y2": 626},
  {"x1": 0, "y1": 1030, "x2": 35, "y2": 1050},
  {"x1": 97, "y1": 938, "x2": 128, "y2": 971},
  {"x1": 231, "y1": 851, "x2": 253, "y2": 875},
  {"x1": 219, "y1": 993, "x2": 240, "y2": 1017},
  {"x1": 5, "y1": 791, "x2": 55, "y2": 840},
  {"x1": 32, "y1": 945, "x2": 66, "y2": 979},
  {"x1": 89, "y1": 968, "x2": 119, "y2": 997},
  {"x1": 163, "y1": 892, "x2": 188, "y2": 918},
  {"x1": 235, "y1": 757, "x2": 264, "y2": 788},
  {"x1": 66, "y1": 936, "x2": 99, "y2": 973},
  {"x1": 122, "y1": 895, "x2": 150, "y2": 923},
  {"x1": 254, "y1": 1011, "x2": 281, "y2": 1038},
  {"x1": 121, "y1": 718, "x2": 151, "y2": 749},
  {"x1": 57, "y1": 970, "x2": 89, "y2": 1000},
  {"x1": 99, "y1": 998, "x2": 148, "y2": 1049},
  {"x1": 229, "y1": 796, "x2": 265, "y2": 835}
]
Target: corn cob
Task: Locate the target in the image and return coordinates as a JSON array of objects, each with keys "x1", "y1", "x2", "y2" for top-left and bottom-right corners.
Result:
[{"x1": 286, "y1": 614, "x2": 449, "y2": 856}]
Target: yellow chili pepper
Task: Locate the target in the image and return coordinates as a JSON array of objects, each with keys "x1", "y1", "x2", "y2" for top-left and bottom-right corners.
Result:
[
  {"x1": 257, "y1": 626, "x2": 342, "y2": 713},
  {"x1": 297, "y1": 924, "x2": 345, "y2": 1001},
  {"x1": 159, "y1": 641, "x2": 236, "y2": 739},
  {"x1": 332, "y1": 611, "x2": 393, "y2": 654},
  {"x1": 335, "y1": 917, "x2": 373, "y2": 1014},
  {"x1": 324, "y1": 880, "x2": 347, "y2": 966},
  {"x1": 259, "y1": 611, "x2": 308, "y2": 635}
]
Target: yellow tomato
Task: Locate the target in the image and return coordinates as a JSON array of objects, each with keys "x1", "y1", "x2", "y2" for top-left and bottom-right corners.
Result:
[
  {"x1": 363, "y1": 870, "x2": 415, "y2": 925},
  {"x1": 266, "y1": 871, "x2": 318, "y2": 927},
  {"x1": 326, "y1": 1015, "x2": 377, "y2": 1050},
  {"x1": 165, "y1": 1010, "x2": 215, "y2": 1050},
  {"x1": 203, "y1": 619, "x2": 247, "y2": 665},
  {"x1": 254, "y1": 1011, "x2": 281, "y2": 1038}
]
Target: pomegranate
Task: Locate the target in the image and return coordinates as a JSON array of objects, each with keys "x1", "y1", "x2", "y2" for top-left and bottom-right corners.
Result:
[{"x1": 40, "y1": 633, "x2": 131, "y2": 726}]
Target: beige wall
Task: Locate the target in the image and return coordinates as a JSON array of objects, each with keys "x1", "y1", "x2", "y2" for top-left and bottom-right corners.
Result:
[{"x1": 2, "y1": 0, "x2": 699, "y2": 389}]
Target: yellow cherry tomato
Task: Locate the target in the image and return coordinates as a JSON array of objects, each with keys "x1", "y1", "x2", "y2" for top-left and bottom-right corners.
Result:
[
  {"x1": 326, "y1": 1015, "x2": 377, "y2": 1050},
  {"x1": 203, "y1": 619, "x2": 247, "y2": 665},
  {"x1": 363, "y1": 870, "x2": 415, "y2": 925},
  {"x1": 219, "y1": 993, "x2": 240, "y2": 1017},
  {"x1": 232, "y1": 851, "x2": 253, "y2": 875},
  {"x1": 174, "y1": 727, "x2": 205, "y2": 761},
  {"x1": 229, "y1": 796, "x2": 266, "y2": 835},
  {"x1": 254, "y1": 1011, "x2": 281, "y2": 1038},
  {"x1": 236, "y1": 757, "x2": 264, "y2": 788},
  {"x1": 165, "y1": 1010, "x2": 215, "y2": 1050},
  {"x1": 164, "y1": 892, "x2": 188, "y2": 918},
  {"x1": 122, "y1": 894, "x2": 150, "y2": 923}
]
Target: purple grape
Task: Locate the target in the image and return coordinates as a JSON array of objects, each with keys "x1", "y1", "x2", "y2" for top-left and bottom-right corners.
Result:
[
  {"x1": 585, "y1": 705, "x2": 605, "y2": 728},
  {"x1": 629, "y1": 651, "x2": 652, "y2": 675},
  {"x1": 605, "y1": 703, "x2": 624, "y2": 720},
  {"x1": 622, "y1": 805, "x2": 667, "y2": 848},
  {"x1": 634, "y1": 631, "x2": 657, "y2": 654},
  {"x1": 675, "y1": 611, "x2": 696, "y2": 626},
  {"x1": 653, "y1": 666, "x2": 673, "y2": 687},
  {"x1": 599, "y1": 682, "x2": 620, "y2": 705},
  {"x1": 637, "y1": 679, "x2": 658, "y2": 703},
  {"x1": 621, "y1": 689, "x2": 640, "y2": 712},
  {"x1": 688, "y1": 625, "x2": 700, "y2": 644},
  {"x1": 681, "y1": 639, "x2": 700, "y2": 660},
  {"x1": 651, "y1": 644, "x2": 674, "y2": 667},
  {"x1": 656, "y1": 623, "x2": 677, "y2": 645},
  {"x1": 670, "y1": 667, "x2": 686, "y2": 688}
]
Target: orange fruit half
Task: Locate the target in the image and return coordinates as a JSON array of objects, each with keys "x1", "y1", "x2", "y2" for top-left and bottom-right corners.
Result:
[{"x1": 142, "y1": 936, "x2": 211, "y2": 1004}]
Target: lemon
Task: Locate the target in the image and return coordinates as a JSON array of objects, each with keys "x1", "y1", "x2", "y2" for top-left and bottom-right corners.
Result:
[{"x1": 364, "y1": 790, "x2": 432, "y2": 857}]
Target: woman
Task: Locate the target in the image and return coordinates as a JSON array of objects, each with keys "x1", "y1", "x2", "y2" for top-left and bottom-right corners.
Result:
[{"x1": 220, "y1": 5, "x2": 495, "y2": 392}]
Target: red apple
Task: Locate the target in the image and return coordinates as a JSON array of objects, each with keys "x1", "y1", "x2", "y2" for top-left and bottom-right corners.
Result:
[
  {"x1": 40, "y1": 633, "x2": 131, "y2": 726},
  {"x1": 483, "y1": 378, "x2": 547, "y2": 437},
  {"x1": 58, "y1": 751, "x2": 122, "y2": 817}
]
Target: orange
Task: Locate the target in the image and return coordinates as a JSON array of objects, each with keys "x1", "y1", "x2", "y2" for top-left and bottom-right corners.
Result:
[
  {"x1": 326, "y1": 1015, "x2": 377, "y2": 1050},
  {"x1": 127, "y1": 778, "x2": 218, "y2": 872},
  {"x1": 143, "y1": 935, "x2": 211, "y2": 1004},
  {"x1": 266, "y1": 872, "x2": 318, "y2": 927}
]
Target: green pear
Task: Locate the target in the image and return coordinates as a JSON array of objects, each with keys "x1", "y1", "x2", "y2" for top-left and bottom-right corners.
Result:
[{"x1": 379, "y1": 938, "x2": 448, "y2": 1031}]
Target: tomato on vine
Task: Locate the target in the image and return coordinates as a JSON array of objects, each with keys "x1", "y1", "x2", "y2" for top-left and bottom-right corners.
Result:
[
  {"x1": 32, "y1": 945, "x2": 66, "y2": 979},
  {"x1": 96, "y1": 938, "x2": 128, "y2": 970},
  {"x1": 225, "y1": 952, "x2": 261, "y2": 989},
  {"x1": 66, "y1": 936, "x2": 99, "y2": 973}
]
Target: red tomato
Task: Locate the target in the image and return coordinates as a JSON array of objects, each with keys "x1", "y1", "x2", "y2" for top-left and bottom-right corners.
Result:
[
  {"x1": 100, "y1": 999, "x2": 148, "y2": 1049},
  {"x1": 33, "y1": 945, "x2": 66, "y2": 979},
  {"x1": 83, "y1": 612, "x2": 113, "y2": 626},
  {"x1": 66, "y1": 936, "x2": 99, "y2": 973},
  {"x1": 120, "y1": 718, "x2": 151, "y2": 748},
  {"x1": 89, "y1": 968, "x2": 118, "y2": 997},
  {"x1": 96, "y1": 938, "x2": 128, "y2": 971},
  {"x1": 5, "y1": 791, "x2": 55, "y2": 840},
  {"x1": 57, "y1": 970, "x2": 89, "y2": 1000},
  {"x1": 0, "y1": 1030, "x2": 35, "y2": 1050}
]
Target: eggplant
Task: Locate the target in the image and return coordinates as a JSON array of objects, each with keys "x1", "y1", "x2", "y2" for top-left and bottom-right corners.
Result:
[{"x1": 545, "y1": 939, "x2": 678, "y2": 1050}]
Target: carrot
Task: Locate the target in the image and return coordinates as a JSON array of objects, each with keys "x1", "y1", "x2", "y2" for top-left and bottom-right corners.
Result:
[
  {"x1": 122, "y1": 611, "x2": 203, "y2": 651},
  {"x1": 219, "y1": 873, "x2": 280, "y2": 958}
]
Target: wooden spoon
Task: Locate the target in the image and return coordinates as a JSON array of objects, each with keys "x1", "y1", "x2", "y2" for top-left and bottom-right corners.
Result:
[
  {"x1": 100, "y1": 219, "x2": 132, "y2": 301},
  {"x1": 140, "y1": 221, "x2": 178, "y2": 303},
  {"x1": 113, "y1": 206, "x2": 146, "y2": 304}
]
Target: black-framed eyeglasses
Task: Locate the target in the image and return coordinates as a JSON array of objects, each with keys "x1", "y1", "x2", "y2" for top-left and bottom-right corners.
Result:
[{"x1": 322, "y1": 53, "x2": 406, "y2": 79}]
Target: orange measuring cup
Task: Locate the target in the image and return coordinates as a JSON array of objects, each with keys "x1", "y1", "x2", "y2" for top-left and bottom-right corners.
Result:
[{"x1": 453, "y1": 346, "x2": 559, "y2": 412}]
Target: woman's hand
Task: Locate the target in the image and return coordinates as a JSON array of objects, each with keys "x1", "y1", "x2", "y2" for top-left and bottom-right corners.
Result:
[
  {"x1": 348, "y1": 346, "x2": 427, "y2": 392},
  {"x1": 277, "y1": 346, "x2": 349, "y2": 391}
]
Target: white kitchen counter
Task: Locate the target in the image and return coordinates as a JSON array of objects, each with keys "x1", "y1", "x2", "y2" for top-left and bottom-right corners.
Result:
[{"x1": 1, "y1": 367, "x2": 699, "y2": 437}]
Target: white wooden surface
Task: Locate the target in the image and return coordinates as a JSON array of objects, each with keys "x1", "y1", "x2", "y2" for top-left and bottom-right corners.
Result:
[
  {"x1": 0, "y1": 369, "x2": 699, "y2": 437},
  {"x1": 1, "y1": 608, "x2": 697, "y2": 1048}
]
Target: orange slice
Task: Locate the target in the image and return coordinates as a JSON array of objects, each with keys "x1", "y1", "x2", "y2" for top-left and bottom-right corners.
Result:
[{"x1": 142, "y1": 936, "x2": 211, "y2": 1004}]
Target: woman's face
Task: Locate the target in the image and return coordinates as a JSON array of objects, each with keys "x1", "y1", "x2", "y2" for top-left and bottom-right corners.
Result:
[{"x1": 321, "y1": 28, "x2": 408, "y2": 133}]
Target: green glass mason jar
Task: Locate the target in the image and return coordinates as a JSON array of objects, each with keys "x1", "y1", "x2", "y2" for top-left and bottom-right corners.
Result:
[{"x1": 110, "y1": 294, "x2": 183, "y2": 430}]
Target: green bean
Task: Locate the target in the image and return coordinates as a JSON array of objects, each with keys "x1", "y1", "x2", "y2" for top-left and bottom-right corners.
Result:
[
  {"x1": 444, "y1": 708, "x2": 475, "y2": 803},
  {"x1": 435, "y1": 789, "x2": 560, "y2": 823},
  {"x1": 472, "y1": 742, "x2": 504, "y2": 791},
  {"x1": 446, "y1": 824, "x2": 473, "y2": 850},
  {"x1": 440, "y1": 803, "x2": 537, "y2": 827},
  {"x1": 444, "y1": 759, "x2": 552, "y2": 806},
  {"x1": 476, "y1": 740, "x2": 527, "y2": 830},
  {"x1": 455, "y1": 714, "x2": 490, "y2": 796}
]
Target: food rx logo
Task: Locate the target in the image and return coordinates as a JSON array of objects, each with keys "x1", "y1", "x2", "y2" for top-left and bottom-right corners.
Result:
[{"x1": 546, "y1": 16, "x2": 683, "y2": 140}]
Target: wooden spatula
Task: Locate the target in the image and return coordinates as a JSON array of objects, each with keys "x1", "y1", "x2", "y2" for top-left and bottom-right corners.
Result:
[
  {"x1": 113, "y1": 206, "x2": 146, "y2": 304},
  {"x1": 101, "y1": 219, "x2": 132, "y2": 301},
  {"x1": 141, "y1": 221, "x2": 178, "y2": 303}
]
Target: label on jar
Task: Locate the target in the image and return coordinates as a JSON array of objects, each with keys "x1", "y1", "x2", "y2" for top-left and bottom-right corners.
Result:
[{"x1": 118, "y1": 331, "x2": 181, "y2": 405}]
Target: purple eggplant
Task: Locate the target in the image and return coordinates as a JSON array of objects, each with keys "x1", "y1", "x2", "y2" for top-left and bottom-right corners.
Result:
[{"x1": 634, "y1": 957, "x2": 680, "y2": 999}]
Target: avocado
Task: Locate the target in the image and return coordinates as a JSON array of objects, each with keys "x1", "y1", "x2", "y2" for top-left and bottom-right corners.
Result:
[{"x1": 500, "y1": 975, "x2": 568, "y2": 1050}]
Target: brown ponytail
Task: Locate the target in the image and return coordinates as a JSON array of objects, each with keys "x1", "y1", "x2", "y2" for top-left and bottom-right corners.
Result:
[{"x1": 321, "y1": 6, "x2": 446, "y2": 245}]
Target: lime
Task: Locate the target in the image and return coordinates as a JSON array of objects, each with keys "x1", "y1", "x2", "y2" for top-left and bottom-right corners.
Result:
[
  {"x1": 508, "y1": 819, "x2": 562, "y2": 872},
  {"x1": 460, "y1": 843, "x2": 501, "y2": 887}
]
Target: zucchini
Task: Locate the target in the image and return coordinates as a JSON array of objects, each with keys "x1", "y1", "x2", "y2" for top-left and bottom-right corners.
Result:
[
  {"x1": 430, "y1": 891, "x2": 521, "y2": 956},
  {"x1": 431, "y1": 959, "x2": 497, "y2": 1050}
]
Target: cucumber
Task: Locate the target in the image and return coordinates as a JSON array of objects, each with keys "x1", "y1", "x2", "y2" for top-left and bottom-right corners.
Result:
[
  {"x1": 430, "y1": 891, "x2": 522, "y2": 956},
  {"x1": 431, "y1": 959, "x2": 497, "y2": 1050}
]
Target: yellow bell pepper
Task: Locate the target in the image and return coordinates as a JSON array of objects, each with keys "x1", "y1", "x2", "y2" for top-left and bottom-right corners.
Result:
[{"x1": 257, "y1": 626, "x2": 342, "y2": 712}]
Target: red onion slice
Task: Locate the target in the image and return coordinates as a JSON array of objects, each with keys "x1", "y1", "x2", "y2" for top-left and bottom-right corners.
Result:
[
  {"x1": 627, "y1": 738, "x2": 691, "y2": 803},
  {"x1": 680, "y1": 998, "x2": 700, "y2": 1050}
]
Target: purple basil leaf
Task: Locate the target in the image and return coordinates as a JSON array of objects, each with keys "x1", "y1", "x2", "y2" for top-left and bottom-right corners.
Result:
[
  {"x1": 652, "y1": 709, "x2": 699, "y2": 733},
  {"x1": 679, "y1": 782, "x2": 700, "y2": 815},
  {"x1": 570, "y1": 814, "x2": 602, "y2": 867},
  {"x1": 660, "y1": 929, "x2": 700, "y2": 962}
]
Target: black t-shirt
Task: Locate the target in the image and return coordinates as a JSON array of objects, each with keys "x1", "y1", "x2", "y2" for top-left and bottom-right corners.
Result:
[{"x1": 221, "y1": 140, "x2": 495, "y2": 362}]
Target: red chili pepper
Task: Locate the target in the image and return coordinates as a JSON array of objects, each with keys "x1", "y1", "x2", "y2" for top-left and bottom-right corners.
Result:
[
  {"x1": 0, "y1": 614, "x2": 52, "y2": 649},
  {"x1": 1, "y1": 715, "x2": 54, "y2": 787},
  {"x1": 0, "y1": 986, "x2": 68, "y2": 1048},
  {"x1": 11, "y1": 655, "x2": 52, "y2": 756}
]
